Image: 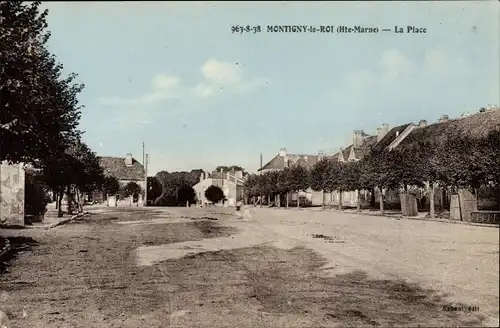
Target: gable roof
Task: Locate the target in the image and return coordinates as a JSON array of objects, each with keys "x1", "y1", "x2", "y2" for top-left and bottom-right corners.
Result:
[
  {"x1": 371, "y1": 123, "x2": 413, "y2": 153},
  {"x1": 397, "y1": 109, "x2": 500, "y2": 149},
  {"x1": 98, "y1": 156, "x2": 145, "y2": 181},
  {"x1": 258, "y1": 153, "x2": 332, "y2": 171}
]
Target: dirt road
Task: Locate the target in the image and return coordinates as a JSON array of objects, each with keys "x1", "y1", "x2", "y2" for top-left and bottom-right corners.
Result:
[{"x1": 0, "y1": 207, "x2": 498, "y2": 327}]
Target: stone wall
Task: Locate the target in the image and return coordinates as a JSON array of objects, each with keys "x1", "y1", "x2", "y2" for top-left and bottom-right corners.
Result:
[{"x1": 0, "y1": 162, "x2": 25, "y2": 226}]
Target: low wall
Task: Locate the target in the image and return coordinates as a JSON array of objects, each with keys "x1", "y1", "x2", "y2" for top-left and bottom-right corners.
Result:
[{"x1": 469, "y1": 211, "x2": 500, "y2": 224}]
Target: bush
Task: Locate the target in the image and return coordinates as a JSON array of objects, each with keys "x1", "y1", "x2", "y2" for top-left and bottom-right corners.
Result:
[
  {"x1": 24, "y1": 173, "x2": 49, "y2": 218},
  {"x1": 124, "y1": 181, "x2": 142, "y2": 198},
  {"x1": 103, "y1": 176, "x2": 120, "y2": 196},
  {"x1": 205, "y1": 185, "x2": 225, "y2": 203}
]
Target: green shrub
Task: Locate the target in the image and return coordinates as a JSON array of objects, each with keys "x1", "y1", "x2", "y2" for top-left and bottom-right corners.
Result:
[
  {"x1": 205, "y1": 185, "x2": 225, "y2": 203},
  {"x1": 25, "y1": 173, "x2": 49, "y2": 218}
]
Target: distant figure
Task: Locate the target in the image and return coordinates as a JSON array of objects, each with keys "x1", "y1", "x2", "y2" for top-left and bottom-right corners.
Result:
[{"x1": 236, "y1": 200, "x2": 243, "y2": 211}]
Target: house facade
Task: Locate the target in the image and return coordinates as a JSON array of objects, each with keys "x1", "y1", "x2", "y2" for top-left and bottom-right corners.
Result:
[
  {"x1": 0, "y1": 162, "x2": 25, "y2": 226},
  {"x1": 193, "y1": 170, "x2": 246, "y2": 207},
  {"x1": 90, "y1": 153, "x2": 146, "y2": 206}
]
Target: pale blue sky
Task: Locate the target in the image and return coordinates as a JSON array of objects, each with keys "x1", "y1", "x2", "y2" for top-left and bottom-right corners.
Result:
[{"x1": 41, "y1": 1, "x2": 499, "y2": 175}]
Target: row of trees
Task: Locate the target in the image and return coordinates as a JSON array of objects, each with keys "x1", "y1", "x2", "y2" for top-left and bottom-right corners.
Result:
[
  {"x1": 149, "y1": 166, "x2": 245, "y2": 206},
  {"x1": 244, "y1": 130, "x2": 500, "y2": 215},
  {"x1": 150, "y1": 170, "x2": 203, "y2": 206},
  {"x1": 1, "y1": 2, "x2": 115, "y2": 218}
]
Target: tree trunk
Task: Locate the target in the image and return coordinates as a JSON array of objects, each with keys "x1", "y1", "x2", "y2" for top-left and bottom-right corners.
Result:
[
  {"x1": 297, "y1": 191, "x2": 300, "y2": 208},
  {"x1": 429, "y1": 182, "x2": 435, "y2": 219},
  {"x1": 75, "y1": 191, "x2": 81, "y2": 213},
  {"x1": 268, "y1": 195, "x2": 271, "y2": 206},
  {"x1": 370, "y1": 187, "x2": 376, "y2": 208},
  {"x1": 338, "y1": 190, "x2": 342, "y2": 211},
  {"x1": 57, "y1": 192, "x2": 64, "y2": 217},
  {"x1": 497, "y1": 184, "x2": 500, "y2": 211},
  {"x1": 66, "y1": 186, "x2": 73, "y2": 215},
  {"x1": 379, "y1": 186, "x2": 385, "y2": 215},
  {"x1": 356, "y1": 190, "x2": 361, "y2": 212},
  {"x1": 259, "y1": 194, "x2": 262, "y2": 208},
  {"x1": 55, "y1": 193, "x2": 59, "y2": 210},
  {"x1": 286, "y1": 192, "x2": 289, "y2": 208},
  {"x1": 322, "y1": 190, "x2": 325, "y2": 210}
]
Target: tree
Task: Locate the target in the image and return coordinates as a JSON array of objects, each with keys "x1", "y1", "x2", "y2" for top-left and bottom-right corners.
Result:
[
  {"x1": 287, "y1": 166, "x2": 309, "y2": 208},
  {"x1": 103, "y1": 176, "x2": 120, "y2": 196},
  {"x1": 215, "y1": 165, "x2": 245, "y2": 173},
  {"x1": 147, "y1": 176, "x2": 162, "y2": 203},
  {"x1": 124, "y1": 181, "x2": 142, "y2": 198},
  {"x1": 177, "y1": 186, "x2": 196, "y2": 206},
  {"x1": 243, "y1": 174, "x2": 260, "y2": 204},
  {"x1": 205, "y1": 185, "x2": 225, "y2": 204},
  {"x1": 309, "y1": 159, "x2": 337, "y2": 209},
  {"x1": 24, "y1": 171, "x2": 50, "y2": 219},
  {"x1": 339, "y1": 161, "x2": 363, "y2": 212},
  {"x1": 1, "y1": 1, "x2": 83, "y2": 165},
  {"x1": 41, "y1": 140, "x2": 103, "y2": 216}
]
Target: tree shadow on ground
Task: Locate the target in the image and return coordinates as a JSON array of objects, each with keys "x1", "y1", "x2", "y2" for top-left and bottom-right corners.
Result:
[
  {"x1": 0, "y1": 236, "x2": 38, "y2": 274},
  {"x1": 160, "y1": 245, "x2": 488, "y2": 327}
]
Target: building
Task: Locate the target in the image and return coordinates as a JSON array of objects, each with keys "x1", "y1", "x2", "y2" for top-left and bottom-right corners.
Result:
[
  {"x1": 258, "y1": 148, "x2": 329, "y2": 175},
  {"x1": 385, "y1": 107, "x2": 500, "y2": 212},
  {"x1": 90, "y1": 154, "x2": 146, "y2": 206},
  {"x1": 0, "y1": 162, "x2": 25, "y2": 226},
  {"x1": 193, "y1": 170, "x2": 246, "y2": 207}
]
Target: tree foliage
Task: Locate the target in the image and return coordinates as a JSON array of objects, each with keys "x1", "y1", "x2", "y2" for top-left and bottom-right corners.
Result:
[
  {"x1": 154, "y1": 170, "x2": 202, "y2": 206},
  {"x1": 147, "y1": 176, "x2": 162, "y2": 202},
  {"x1": 124, "y1": 181, "x2": 142, "y2": 198},
  {"x1": 103, "y1": 176, "x2": 120, "y2": 196},
  {"x1": 214, "y1": 165, "x2": 245, "y2": 173},
  {"x1": 24, "y1": 171, "x2": 49, "y2": 218},
  {"x1": 1, "y1": 1, "x2": 83, "y2": 165},
  {"x1": 205, "y1": 185, "x2": 225, "y2": 203},
  {"x1": 40, "y1": 140, "x2": 104, "y2": 216},
  {"x1": 309, "y1": 159, "x2": 336, "y2": 192}
]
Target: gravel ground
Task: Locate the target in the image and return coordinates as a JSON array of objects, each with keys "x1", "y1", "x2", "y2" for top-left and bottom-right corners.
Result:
[{"x1": 0, "y1": 207, "x2": 497, "y2": 327}]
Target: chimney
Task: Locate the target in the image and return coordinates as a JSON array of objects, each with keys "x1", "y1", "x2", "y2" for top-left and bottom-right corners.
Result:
[
  {"x1": 377, "y1": 124, "x2": 390, "y2": 142},
  {"x1": 284, "y1": 156, "x2": 289, "y2": 168},
  {"x1": 353, "y1": 130, "x2": 364, "y2": 148},
  {"x1": 125, "y1": 153, "x2": 133, "y2": 166},
  {"x1": 376, "y1": 128, "x2": 383, "y2": 143},
  {"x1": 486, "y1": 104, "x2": 499, "y2": 112},
  {"x1": 279, "y1": 148, "x2": 287, "y2": 157},
  {"x1": 438, "y1": 114, "x2": 449, "y2": 123},
  {"x1": 418, "y1": 120, "x2": 427, "y2": 128},
  {"x1": 304, "y1": 156, "x2": 308, "y2": 162},
  {"x1": 395, "y1": 131, "x2": 400, "y2": 137}
]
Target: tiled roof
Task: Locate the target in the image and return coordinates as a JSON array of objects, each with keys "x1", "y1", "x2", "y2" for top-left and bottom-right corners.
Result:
[
  {"x1": 353, "y1": 135, "x2": 378, "y2": 160},
  {"x1": 399, "y1": 109, "x2": 500, "y2": 149},
  {"x1": 341, "y1": 145, "x2": 352, "y2": 160},
  {"x1": 371, "y1": 123, "x2": 413, "y2": 153},
  {"x1": 259, "y1": 153, "x2": 332, "y2": 171},
  {"x1": 98, "y1": 156, "x2": 145, "y2": 181}
]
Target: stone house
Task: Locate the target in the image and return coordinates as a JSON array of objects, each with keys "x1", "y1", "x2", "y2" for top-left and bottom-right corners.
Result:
[
  {"x1": 90, "y1": 154, "x2": 146, "y2": 206},
  {"x1": 193, "y1": 170, "x2": 246, "y2": 207},
  {"x1": 0, "y1": 162, "x2": 25, "y2": 226}
]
